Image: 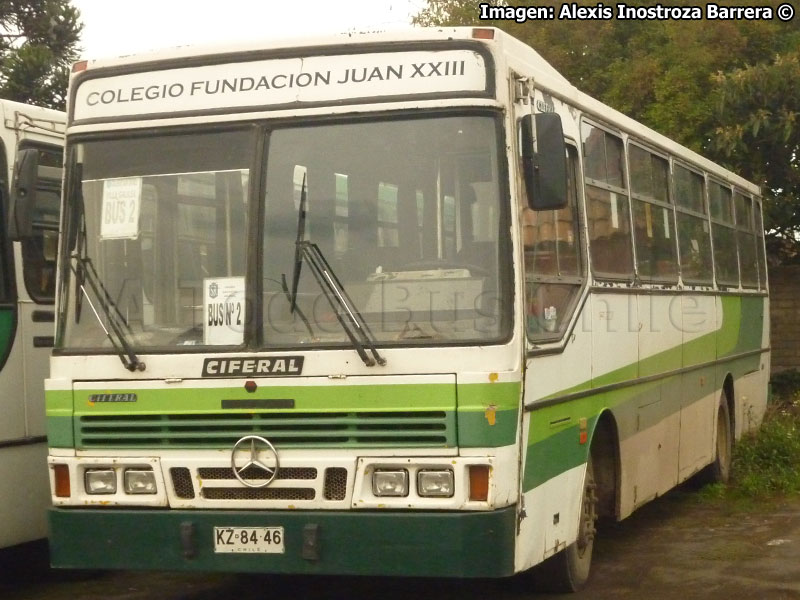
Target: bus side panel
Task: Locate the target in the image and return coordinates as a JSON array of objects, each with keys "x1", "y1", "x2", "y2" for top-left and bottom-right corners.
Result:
[
  {"x1": 677, "y1": 294, "x2": 718, "y2": 481},
  {"x1": 0, "y1": 313, "x2": 23, "y2": 441},
  {"x1": 517, "y1": 322, "x2": 592, "y2": 572},
  {"x1": 716, "y1": 294, "x2": 769, "y2": 438},
  {"x1": 0, "y1": 444, "x2": 49, "y2": 547},
  {"x1": 590, "y1": 293, "x2": 638, "y2": 387},
  {"x1": 16, "y1": 259, "x2": 52, "y2": 440},
  {"x1": 514, "y1": 462, "x2": 586, "y2": 572}
]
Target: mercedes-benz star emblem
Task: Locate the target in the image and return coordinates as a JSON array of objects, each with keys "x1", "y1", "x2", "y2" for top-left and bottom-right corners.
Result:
[{"x1": 231, "y1": 435, "x2": 280, "y2": 488}]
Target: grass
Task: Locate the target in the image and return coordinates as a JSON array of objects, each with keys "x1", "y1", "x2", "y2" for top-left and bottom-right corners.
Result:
[{"x1": 704, "y1": 373, "x2": 800, "y2": 501}]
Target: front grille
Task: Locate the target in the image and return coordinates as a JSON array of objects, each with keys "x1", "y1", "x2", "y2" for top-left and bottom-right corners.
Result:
[
  {"x1": 198, "y1": 467, "x2": 317, "y2": 480},
  {"x1": 170, "y1": 467, "x2": 195, "y2": 499},
  {"x1": 77, "y1": 410, "x2": 453, "y2": 449},
  {"x1": 166, "y1": 461, "x2": 351, "y2": 507},
  {"x1": 202, "y1": 487, "x2": 315, "y2": 501},
  {"x1": 324, "y1": 467, "x2": 348, "y2": 501}
]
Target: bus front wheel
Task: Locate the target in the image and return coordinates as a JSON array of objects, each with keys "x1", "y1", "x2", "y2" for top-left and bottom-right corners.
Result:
[{"x1": 534, "y1": 455, "x2": 598, "y2": 592}]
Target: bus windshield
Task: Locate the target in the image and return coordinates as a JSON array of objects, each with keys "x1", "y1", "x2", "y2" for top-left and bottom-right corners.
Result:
[{"x1": 58, "y1": 115, "x2": 509, "y2": 352}]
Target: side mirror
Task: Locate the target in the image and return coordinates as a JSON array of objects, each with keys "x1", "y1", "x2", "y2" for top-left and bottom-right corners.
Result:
[
  {"x1": 521, "y1": 113, "x2": 568, "y2": 211},
  {"x1": 8, "y1": 148, "x2": 40, "y2": 240}
]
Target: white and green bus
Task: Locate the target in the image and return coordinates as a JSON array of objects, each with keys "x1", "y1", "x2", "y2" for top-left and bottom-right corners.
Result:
[
  {"x1": 0, "y1": 99, "x2": 64, "y2": 549},
  {"x1": 46, "y1": 28, "x2": 768, "y2": 590}
]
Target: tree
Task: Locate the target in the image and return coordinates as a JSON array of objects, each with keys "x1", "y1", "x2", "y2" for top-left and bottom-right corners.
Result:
[
  {"x1": 413, "y1": 0, "x2": 800, "y2": 256},
  {"x1": 712, "y1": 52, "x2": 800, "y2": 261},
  {"x1": 0, "y1": 0, "x2": 82, "y2": 110}
]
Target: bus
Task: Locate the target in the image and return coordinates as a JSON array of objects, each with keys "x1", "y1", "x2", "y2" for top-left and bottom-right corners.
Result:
[
  {"x1": 45, "y1": 28, "x2": 769, "y2": 590},
  {"x1": 0, "y1": 99, "x2": 64, "y2": 549}
]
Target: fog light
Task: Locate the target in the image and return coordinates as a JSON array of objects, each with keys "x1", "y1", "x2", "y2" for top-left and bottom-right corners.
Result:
[
  {"x1": 85, "y1": 469, "x2": 116, "y2": 495},
  {"x1": 372, "y1": 470, "x2": 408, "y2": 497},
  {"x1": 124, "y1": 469, "x2": 157, "y2": 495},
  {"x1": 417, "y1": 469, "x2": 454, "y2": 497}
]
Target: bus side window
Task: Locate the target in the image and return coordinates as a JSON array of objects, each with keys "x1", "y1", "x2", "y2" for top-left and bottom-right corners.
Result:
[
  {"x1": 674, "y1": 164, "x2": 712, "y2": 285},
  {"x1": 19, "y1": 145, "x2": 62, "y2": 304},
  {"x1": 523, "y1": 145, "x2": 584, "y2": 340},
  {"x1": 582, "y1": 123, "x2": 634, "y2": 280},
  {"x1": 754, "y1": 200, "x2": 767, "y2": 289},
  {"x1": 629, "y1": 144, "x2": 678, "y2": 283},
  {"x1": 709, "y1": 181, "x2": 739, "y2": 287},
  {"x1": 734, "y1": 191, "x2": 758, "y2": 288}
]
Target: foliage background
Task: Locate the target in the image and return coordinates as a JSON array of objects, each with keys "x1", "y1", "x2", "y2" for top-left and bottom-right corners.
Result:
[{"x1": 0, "y1": 0, "x2": 82, "y2": 110}]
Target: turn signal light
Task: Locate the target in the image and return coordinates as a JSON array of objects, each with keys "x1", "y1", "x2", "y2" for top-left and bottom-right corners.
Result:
[
  {"x1": 468, "y1": 465, "x2": 489, "y2": 501},
  {"x1": 53, "y1": 464, "x2": 70, "y2": 498}
]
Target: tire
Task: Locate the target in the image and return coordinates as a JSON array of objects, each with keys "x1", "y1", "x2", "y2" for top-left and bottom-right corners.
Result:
[
  {"x1": 700, "y1": 398, "x2": 733, "y2": 485},
  {"x1": 533, "y1": 455, "x2": 598, "y2": 593}
]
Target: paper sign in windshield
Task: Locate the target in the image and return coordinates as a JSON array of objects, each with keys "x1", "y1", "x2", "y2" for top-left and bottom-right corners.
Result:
[
  {"x1": 204, "y1": 276, "x2": 246, "y2": 345},
  {"x1": 100, "y1": 177, "x2": 142, "y2": 239}
]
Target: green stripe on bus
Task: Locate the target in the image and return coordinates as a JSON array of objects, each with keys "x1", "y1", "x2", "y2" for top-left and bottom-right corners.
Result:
[
  {"x1": 718, "y1": 295, "x2": 763, "y2": 357},
  {"x1": 46, "y1": 389, "x2": 76, "y2": 447},
  {"x1": 52, "y1": 381, "x2": 522, "y2": 450},
  {"x1": 72, "y1": 382, "x2": 457, "y2": 414},
  {"x1": 457, "y1": 407, "x2": 518, "y2": 447},
  {"x1": 539, "y1": 295, "x2": 762, "y2": 403},
  {"x1": 0, "y1": 309, "x2": 13, "y2": 359},
  {"x1": 456, "y1": 381, "x2": 520, "y2": 447},
  {"x1": 47, "y1": 416, "x2": 74, "y2": 447},
  {"x1": 523, "y1": 416, "x2": 598, "y2": 491},
  {"x1": 524, "y1": 377, "x2": 672, "y2": 491},
  {"x1": 46, "y1": 389, "x2": 73, "y2": 414},
  {"x1": 522, "y1": 295, "x2": 766, "y2": 491}
]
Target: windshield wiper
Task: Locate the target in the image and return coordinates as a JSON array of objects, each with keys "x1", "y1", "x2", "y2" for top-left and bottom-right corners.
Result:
[
  {"x1": 279, "y1": 170, "x2": 384, "y2": 366},
  {"x1": 297, "y1": 240, "x2": 386, "y2": 367},
  {"x1": 70, "y1": 255, "x2": 145, "y2": 372},
  {"x1": 69, "y1": 200, "x2": 145, "y2": 372}
]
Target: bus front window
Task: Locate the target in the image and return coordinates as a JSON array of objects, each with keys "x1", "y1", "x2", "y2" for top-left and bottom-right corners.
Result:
[
  {"x1": 57, "y1": 116, "x2": 510, "y2": 354},
  {"x1": 261, "y1": 115, "x2": 509, "y2": 347},
  {"x1": 59, "y1": 130, "x2": 253, "y2": 350}
]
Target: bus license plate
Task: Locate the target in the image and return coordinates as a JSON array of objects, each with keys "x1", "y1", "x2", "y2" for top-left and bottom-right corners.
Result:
[{"x1": 213, "y1": 527, "x2": 285, "y2": 554}]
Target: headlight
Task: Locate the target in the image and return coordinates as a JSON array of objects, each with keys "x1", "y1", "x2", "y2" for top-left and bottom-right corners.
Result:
[
  {"x1": 417, "y1": 469, "x2": 454, "y2": 497},
  {"x1": 124, "y1": 469, "x2": 157, "y2": 494},
  {"x1": 372, "y1": 469, "x2": 408, "y2": 497},
  {"x1": 85, "y1": 469, "x2": 117, "y2": 495}
]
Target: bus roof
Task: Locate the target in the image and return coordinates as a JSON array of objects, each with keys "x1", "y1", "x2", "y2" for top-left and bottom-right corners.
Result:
[
  {"x1": 0, "y1": 98, "x2": 65, "y2": 138},
  {"x1": 73, "y1": 26, "x2": 759, "y2": 195}
]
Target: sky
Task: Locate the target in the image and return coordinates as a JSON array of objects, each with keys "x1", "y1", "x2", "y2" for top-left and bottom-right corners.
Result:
[{"x1": 71, "y1": 0, "x2": 426, "y2": 60}]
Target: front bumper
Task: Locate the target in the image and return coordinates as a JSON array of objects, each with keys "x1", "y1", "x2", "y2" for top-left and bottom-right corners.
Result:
[{"x1": 49, "y1": 506, "x2": 517, "y2": 578}]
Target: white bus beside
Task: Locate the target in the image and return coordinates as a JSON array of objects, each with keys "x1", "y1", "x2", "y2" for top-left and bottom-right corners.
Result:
[
  {"x1": 45, "y1": 28, "x2": 767, "y2": 590},
  {"x1": 0, "y1": 99, "x2": 64, "y2": 549}
]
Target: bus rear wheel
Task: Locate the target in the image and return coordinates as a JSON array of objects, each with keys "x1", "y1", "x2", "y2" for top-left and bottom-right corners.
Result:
[
  {"x1": 534, "y1": 455, "x2": 598, "y2": 592},
  {"x1": 700, "y1": 397, "x2": 733, "y2": 485}
]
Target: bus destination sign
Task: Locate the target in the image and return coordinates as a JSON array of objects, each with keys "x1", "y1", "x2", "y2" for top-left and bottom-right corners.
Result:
[{"x1": 73, "y1": 49, "x2": 488, "y2": 121}]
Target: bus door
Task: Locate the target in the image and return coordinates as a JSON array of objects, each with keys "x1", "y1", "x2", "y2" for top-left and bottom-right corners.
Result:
[{"x1": 9, "y1": 142, "x2": 63, "y2": 441}]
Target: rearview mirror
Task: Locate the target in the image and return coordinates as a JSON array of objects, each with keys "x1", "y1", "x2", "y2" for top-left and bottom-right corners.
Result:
[
  {"x1": 521, "y1": 113, "x2": 568, "y2": 211},
  {"x1": 8, "y1": 148, "x2": 40, "y2": 240}
]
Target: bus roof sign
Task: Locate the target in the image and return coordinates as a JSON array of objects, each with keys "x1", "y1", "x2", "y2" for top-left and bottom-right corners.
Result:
[{"x1": 72, "y1": 49, "x2": 489, "y2": 122}]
